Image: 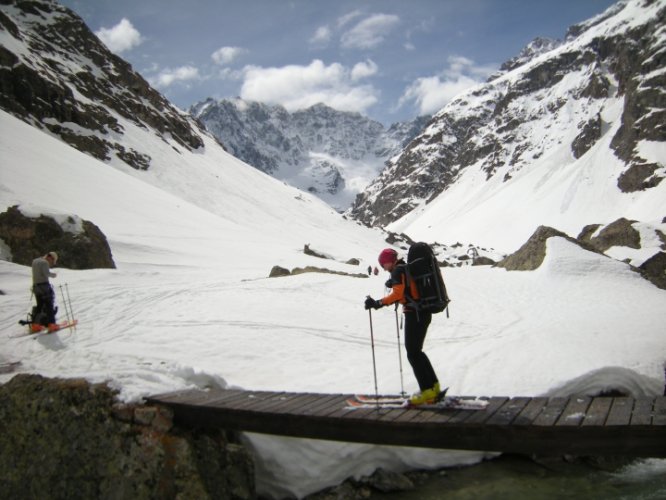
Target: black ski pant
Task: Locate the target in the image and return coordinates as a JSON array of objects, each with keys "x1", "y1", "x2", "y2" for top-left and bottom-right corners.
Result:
[
  {"x1": 32, "y1": 283, "x2": 56, "y2": 326},
  {"x1": 404, "y1": 310, "x2": 438, "y2": 391}
]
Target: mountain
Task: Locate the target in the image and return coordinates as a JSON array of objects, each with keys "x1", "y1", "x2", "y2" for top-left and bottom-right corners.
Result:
[
  {"x1": 348, "y1": 0, "x2": 666, "y2": 252},
  {"x1": 0, "y1": 0, "x2": 205, "y2": 172},
  {"x1": 0, "y1": 0, "x2": 384, "y2": 258},
  {"x1": 190, "y1": 98, "x2": 430, "y2": 211}
]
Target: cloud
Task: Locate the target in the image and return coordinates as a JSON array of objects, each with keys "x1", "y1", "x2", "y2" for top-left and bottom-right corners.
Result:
[
  {"x1": 309, "y1": 26, "x2": 331, "y2": 46},
  {"x1": 399, "y1": 56, "x2": 497, "y2": 115},
  {"x1": 151, "y1": 65, "x2": 200, "y2": 88},
  {"x1": 337, "y1": 10, "x2": 363, "y2": 29},
  {"x1": 211, "y1": 46, "x2": 246, "y2": 65},
  {"x1": 341, "y1": 13, "x2": 400, "y2": 50},
  {"x1": 351, "y1": 60, "x2": 378, "y2": 81},
  {"x1": 95, "y1": 18, "x2": 143, "y2": 54},
  {"x1": 240, "y1": 59, "x2": 378, "y2": 114}
]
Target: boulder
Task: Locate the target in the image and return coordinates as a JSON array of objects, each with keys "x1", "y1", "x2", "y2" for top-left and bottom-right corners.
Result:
[
  {"x1": 0, "y1": 205, "x2": 115, "y2": 269},
  {"x1": 497, "y1": 226, "x2": 580, "y2": 271},
  {"x1": 578, "y1": 217, "x2": 640, "y2": 252},
  {"x1": 269, "y1": 265, "x2": 291, "y2": 277},
  {"x1": 639, "y1": 251, "x2": 666, "y2": 290},
  {"x1": 0, "y1": 374, "x2": 255, "y2": 499}
]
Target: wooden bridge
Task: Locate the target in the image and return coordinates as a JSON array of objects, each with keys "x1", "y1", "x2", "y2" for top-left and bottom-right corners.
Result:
[{"x1": 146, "y1": 389, "x2": 666, "y2": 457}]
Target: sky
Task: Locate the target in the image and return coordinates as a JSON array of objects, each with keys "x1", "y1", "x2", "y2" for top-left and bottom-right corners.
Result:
[{"x1": 59, "y1": 0, "x2": 618, "y2": 125}]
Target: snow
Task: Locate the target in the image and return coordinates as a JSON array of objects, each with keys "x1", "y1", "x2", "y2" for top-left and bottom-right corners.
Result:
[{"x1": 1, "y1": 106, "x2": 665, "y2": 499}]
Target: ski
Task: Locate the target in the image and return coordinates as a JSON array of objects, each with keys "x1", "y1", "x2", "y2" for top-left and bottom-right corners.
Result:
[
  {"x1": 346, "y1": 396, "x2": 488, "y2": 411},
  {"x1": 35, "y1": 319, "x2": 78, "y2": 335},
  {"x1": 355, "y1": 394, "x2": 409, "y2": 404},
  {"x1": 11, "y1": 319, "x2": 78, "y2": 338},
  {"x1": 354, "y1": 387, "x2": 449, "y2": 405}
]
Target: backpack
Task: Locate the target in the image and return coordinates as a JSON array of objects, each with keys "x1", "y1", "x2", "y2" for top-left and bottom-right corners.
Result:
[{"x1": 405, "y1": 242, "x2": 450, "y2": 316}]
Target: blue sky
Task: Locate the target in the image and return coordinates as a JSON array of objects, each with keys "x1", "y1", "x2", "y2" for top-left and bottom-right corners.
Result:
[{"x1": 60, "y1": 0, "x2": 618, "y2": 125}]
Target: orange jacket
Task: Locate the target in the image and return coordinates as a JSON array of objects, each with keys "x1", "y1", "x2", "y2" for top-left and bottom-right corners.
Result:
[{"x1": 380, "y1": 264, "x2": 419, "y2": 309}]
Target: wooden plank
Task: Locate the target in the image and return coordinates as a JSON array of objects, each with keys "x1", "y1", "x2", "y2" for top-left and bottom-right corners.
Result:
[
  {"x1": 533, "y1": 397, "x2": 568, "y2": 426},
  {"x1": 606, "y1": 397, "x2": 634, "y2": 426},
  {"x1": 513, "y1": 397, "x2": 548, "y2": 426},
  {"x1": 581, "y1": 397, "x2": 613, "y2": 427},
  {"x1": 209, "y1": 390, "x2": 289, "y2": 411},
  {"x1": 465, "y1": 397, "x2": 507, "y2": 424},
  {"x1": 149, "y1": 388, "x2": 228, "y2": 406},
  {"x1": 301, "y1": 394, "x2": 348, "y2": 416},
  {"x1": 210, "y1": 390, "x2": 280, "y2": 408},
  {"x1": 556, "y1": 396, "x2": 592, "y2": 427},
  {"x1": 630, "y1": 397, "x2": 654, "y2": 426},
  {"x1": 270, "y1": 393, "x2": 331, "y2": 414},
  {"x1": 486, "y1": 397, "x2": 530, "y2": 425}
]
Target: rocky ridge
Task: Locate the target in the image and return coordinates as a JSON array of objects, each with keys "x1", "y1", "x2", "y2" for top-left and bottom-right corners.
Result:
[
  {"x1": 0, "y1": 0, "x2": 206, "y2": 171},
  {"x1": 348, "y1": 0, "x2": 666, "y2": 227}
]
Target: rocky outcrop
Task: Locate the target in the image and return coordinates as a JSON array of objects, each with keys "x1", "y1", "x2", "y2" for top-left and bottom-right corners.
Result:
[
  {"x1": 498, "y1": 219, "x2": 666, "y2": 291},
  {"x1": 577, "y1": 217, "x2": 641, "y2": 253},
  {"x1": 0, "y1": 205, "x2": 115, "y2": 269},
  {"x1": 269, "y1": 265, "x2": 368, "y2": 279},
  {"x1": 0, "y1": 0, "x2": 205, "y2": 171},
  {"x1": 496, "y1": 226, "x2": 585, "y2": 271},
  {"x1": 0, "y1": 374, "x2": 254, "y2": 499},
  {"x1": 639, "y1": 251, "x2": 666, "y2": 290}
]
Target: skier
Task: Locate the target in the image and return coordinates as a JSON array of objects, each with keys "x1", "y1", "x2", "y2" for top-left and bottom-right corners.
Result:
[
  {"x1": 31, "y1": 251, "x2": 59, "y2": 332},
  {"x1": 364, "y1": 248, "x2": 441, "y2": 405}
]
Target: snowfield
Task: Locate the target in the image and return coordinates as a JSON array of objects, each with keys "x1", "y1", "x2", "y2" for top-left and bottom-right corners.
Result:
[{"x1": 1, "y1": 110, "x2": 665, "y2": 498}]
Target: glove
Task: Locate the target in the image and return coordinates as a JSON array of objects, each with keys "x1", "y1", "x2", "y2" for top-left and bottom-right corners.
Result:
[{"x1": 364, "y1": 296, "x2": 383, "y2": 310}]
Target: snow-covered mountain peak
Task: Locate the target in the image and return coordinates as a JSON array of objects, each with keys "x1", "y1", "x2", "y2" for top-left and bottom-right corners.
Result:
[
  {"x1": 191, "y1": 97, "x2": 429, "y2": 211},
  {"x1": 348, "y1": 0, "x2": 666, "y2": 252}
]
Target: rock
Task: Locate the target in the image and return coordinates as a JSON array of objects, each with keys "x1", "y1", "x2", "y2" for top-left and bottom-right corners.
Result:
[
  {"x1": 291, "y1": 266, "x2": 368, "y2": 278},
  {"x1": 364, "y1": 468, "x2": 414, "y2": 493},
  {"x1": 304, "y1": 243, "x2": 330, "y2": 259},
  {"x1": 578, "y1": 217, "x2": 640, "y2": 252},
  {"x1": 0, "y1": 205, "x2": 115, "y2": 269},
  {"x1": 269, "y1": 265, "x2": 291, "y2": 277},
  {"x1": 497, "y1": 226, "x2": 574, "y2": 271},
  {"x1": 0, "y1": 374, "x2": 255, "y2": 499},
  {"x1": 472, "y1": 256, "x2": 497, "y2": 266},
  {"x1": 639, "y1": 251, "x2": 666, "y2": 290}
]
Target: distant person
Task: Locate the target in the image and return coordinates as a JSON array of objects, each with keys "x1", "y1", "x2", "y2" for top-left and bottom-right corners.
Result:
[
  {"x1": 31, "y1": 251, "x2": 58, "y2": 332},
  {"x1": 364, "y1": 248, "x2": 441, "y2": 405},
  {"x1": 367, "y1": 265, "x2": 372, "y2": 276}
]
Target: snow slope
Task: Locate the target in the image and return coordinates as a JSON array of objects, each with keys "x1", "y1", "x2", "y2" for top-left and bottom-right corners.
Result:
[
  {"x1": 1, "y1": 110, "x2": 665, "y2": 498},
  {"x1": 391, "y1": 123, "x2": 666, "y2": 252}
]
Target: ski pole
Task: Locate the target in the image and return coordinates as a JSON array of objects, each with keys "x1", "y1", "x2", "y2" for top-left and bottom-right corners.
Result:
[
  {"x1": 59, "y1": 285, "x2": 71, "y2": 324},
  {"x1": 367, "y1": 306, "x2": 380, "y2": 409},
  {"x1": 65, "y1": 283, "x2": 76, "y2": 332},
  {"x1": 61, "y1": 284, "x2": 76, "y2": 332},
  {"x1": 394, "y1": 307, "x2": 406, "y2": 397}
]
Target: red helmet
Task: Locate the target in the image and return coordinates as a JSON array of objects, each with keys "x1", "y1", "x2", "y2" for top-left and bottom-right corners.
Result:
[{"x1": 378, "y1": 248, "x2": 398, "y2": 267}]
